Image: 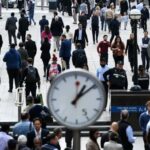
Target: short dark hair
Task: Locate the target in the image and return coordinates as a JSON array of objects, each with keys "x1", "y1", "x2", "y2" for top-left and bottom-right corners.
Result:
[
  {"x1": 27, "y1": 34, "x2": 31, "y2": 38},
  {"x1": 54, "y1": 128, "x2": 62, "y2": 135},
  {"x1": 47, "y1": 133, "x2": 56, "y2": 141},
  {"x1": 103, "y1": 35, "x2": 108, "y2": 38},
  {"x1": 10, "y1": 44, "x2": 16, "y2": 49},
  {"x1": 61, "y1": 34, "x2": 66, "y2": 38},
  {"x1": 19, "y1": 42, "x2": 24, "y2": 48},
  {"x1": 11, "y1": 12, "x2": 15, "y2": 16},
  {"x1": 54, "y1": 11, "x2": 58, "y2": 16},
  {"x1": 8, "y1": 139, "x2": 17, "y2": 150},
  {"x1": 27, "y1": 57, "x2": 33, "y2": 64},
  {"x1": 21, "y1": 113, "x2": 29, "y2": 120},
  {"x1": 33, "y1": 117, "x2": 42, "y2": 124},
  {"x1": 109, "y1": 132, "x2": 119, "y2": 142}
]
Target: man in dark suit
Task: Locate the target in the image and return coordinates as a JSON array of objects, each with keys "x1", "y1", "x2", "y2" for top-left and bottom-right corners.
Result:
[
  {"x1": 25, "y1": 34, "x2": 37, "y2": 63},
  {"x1": 18, "y1": 13, "x2": 29, "y2": 43},
  {"x1": 5, "y1": 12, "x2": 17, "y2": 45},
  {"x1": 59, "y1": 34, "x2": 71, "y2": 69},
  {"x1": 73, "y1": 23, "x2": 88, "y2": 49},
  {"x1": 27, "y1": 118, "x2": 49, "y2": 149}
]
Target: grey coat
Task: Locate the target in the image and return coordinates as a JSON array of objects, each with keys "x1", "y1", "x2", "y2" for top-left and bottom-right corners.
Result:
[{"x1": 5, "y1": 16, "x2": 17, "y2": 31}]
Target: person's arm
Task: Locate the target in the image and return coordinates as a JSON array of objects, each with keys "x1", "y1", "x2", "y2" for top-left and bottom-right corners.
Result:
[
  {"x1": 97, "y1": 42, "x2": 101, "y2": 53},
  {"x1": 34, "y1": 42, "x2": 37, "y2": 56},
  {"x1": 125, "y1": 40, "x2": 129, "y2": 54},
  {"x1": 125, "y1": 72, "x2": 128, "y2": 89},
  {"x1": 139, "y1": 114, "x2": 146, "y2": 133},
  {"x1": 103, "y1": 69, "x2": 111, "y2": 82},
  {"x1": 59, "y1": 42, "x2": 64, "y2": 58},
  {"x1": 20, "y1": 68, "x2": 27, "y2": 86},
  {"x1": 57, "y1": 64, "x2": 61, "y2": 73},
  {"x1": 0, "y1": 35, "x2": 3, "y2": 49},
  {"x1": 126, "y1": 125, "x2": 136, "y2": 143},
  {"x1": 73, "y1": 30, "x2": 77, "y2": 43},
  {"x1": 96, "y1": 69, "x2": 99, "y2": 78},
  {"x1": 3, "y1": 53, "x2": 7, "y2": 62}
]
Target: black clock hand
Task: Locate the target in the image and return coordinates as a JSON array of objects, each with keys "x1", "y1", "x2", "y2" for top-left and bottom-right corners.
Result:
[
  {"x1": 71, "y1": 85, "x2": 86, "y2": 105},
  {"x1": 71, "y1": 84, "x2": 96, "y2": 105},
  {"x1": 80, "y1": 84, "x2": 96, "y2": 96}
]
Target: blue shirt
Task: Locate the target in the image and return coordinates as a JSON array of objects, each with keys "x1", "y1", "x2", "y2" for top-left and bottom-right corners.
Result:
[
  {"x1": 126, "y1": 126, "x2": 136, "y2": 143},
  {"x1": 96, "y1": 65, "x2": 109, "y2": 81},
  {"x1": 13, "y1": 120, "x2": 33, "y2": 137}
]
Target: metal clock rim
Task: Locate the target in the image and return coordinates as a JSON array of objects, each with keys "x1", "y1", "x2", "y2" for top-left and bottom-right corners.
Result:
[{"x1": 47, "y1": 69, "x2": 106, "y2": 129}]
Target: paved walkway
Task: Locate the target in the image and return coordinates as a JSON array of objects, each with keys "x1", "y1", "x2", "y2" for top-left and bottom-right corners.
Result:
[{"x1": 0, "y1": 6, "x2": 148, "y2": 149}]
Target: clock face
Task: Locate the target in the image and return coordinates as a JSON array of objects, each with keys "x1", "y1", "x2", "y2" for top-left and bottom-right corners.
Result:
[{"x1": 47, "y1": 69, "x2": 105, "y2": 129}]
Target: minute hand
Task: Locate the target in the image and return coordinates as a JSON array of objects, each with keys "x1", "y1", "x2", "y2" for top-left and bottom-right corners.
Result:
[{"x1": 81, "y1": 84, "x2": 96, "y2": 96}]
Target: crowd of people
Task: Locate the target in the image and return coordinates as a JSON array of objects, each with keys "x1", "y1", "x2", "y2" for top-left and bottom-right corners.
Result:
[{"x1": 0, "y1": 0, "x2": 150, "y2": 149}]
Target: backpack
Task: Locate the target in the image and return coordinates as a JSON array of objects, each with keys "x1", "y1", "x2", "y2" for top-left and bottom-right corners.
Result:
[
  {"x1": 75, "y1": 50, "x2": 87, "y2": 68},
  {"x1": 26, "y1": 66, "x2": 37, "y2": 83},
  {"x1": 48, "y1": 64, "x2": 59, "y2": 80}
]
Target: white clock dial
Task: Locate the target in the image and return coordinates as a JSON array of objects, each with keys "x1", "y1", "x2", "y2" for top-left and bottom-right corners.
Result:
[{"x1": 47, "y1": 69, "x2": 105, "y2": 129}]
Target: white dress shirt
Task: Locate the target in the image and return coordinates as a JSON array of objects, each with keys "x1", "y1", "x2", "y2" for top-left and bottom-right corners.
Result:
[{"x1": 78, "y1": 29, "x2": 82, "y2": 40}]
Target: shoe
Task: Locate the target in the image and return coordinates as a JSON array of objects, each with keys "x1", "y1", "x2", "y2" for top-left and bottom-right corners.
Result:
[
  {"x1": 8, "y1": 90, "x2": 12, "y2": 93},
  {"x1": 0, "y1": 16, "x2": 2, "y2": 19}
]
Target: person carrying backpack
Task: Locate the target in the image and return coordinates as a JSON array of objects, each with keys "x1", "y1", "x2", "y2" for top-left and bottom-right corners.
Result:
[
  {"x1": 47, "y1": 54, "x2": 61, "y2": 82},
  {"x1": 72, "y1": 43, "x2": 88, "y2": 69},
  {"x1": 20, "y1": 57, "x2": 40, "y2": 98}
]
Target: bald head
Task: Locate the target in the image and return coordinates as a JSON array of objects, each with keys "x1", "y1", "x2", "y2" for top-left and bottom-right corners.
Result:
[
  {"x1": 110, "y1": 122, "x2": 119, "y2": 132},
  {"x1": 121, "y1": 110, "x2": 129, "y2": 120}
]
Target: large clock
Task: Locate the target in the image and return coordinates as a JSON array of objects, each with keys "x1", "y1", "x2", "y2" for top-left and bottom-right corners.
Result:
[{"x1": 47, "y1": 69, "x2": 105, "y2": 129}]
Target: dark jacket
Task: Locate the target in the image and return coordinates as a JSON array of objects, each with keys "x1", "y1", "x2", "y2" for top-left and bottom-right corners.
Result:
[
  {"x1": 5, "y1": 16, "x2": 17, "y2": 31},
  {"x1": 118, "y1": 120, "x2": 133, "y2": 150},
  {"x1": 91, "y1": 15, "x2": 99, "y2": 28},
  {"x1": 25, "y1": 40, "x2": 37, "y2": 58},
  {"x1": 59, "y1": 39, "x2": 71, "y2": 58},
  {"x1": 18, "y1": 16, "x2": 29, "y2": 33},
  {"x1": 110, "y1": 19, "x2": 120, "y2": 35},
  {"x1": 20, "y1": 65, "x2": 40, "y2": 86},
  {"x1": 78, "y1": 14, "x2": 87, "y2": 29},
  {"x1": 3, "y1": 48, "x2": 21, "y2": 69},
  {"x1": 141, "y1": 8, "x2": 149, "y2": 20},
  {"x1": 50, "y1": 17, "x2": 64, "y2": 36},
  {"x1": 40, "y1": 41, "x2": 51, "y2": 61},
  {"x1": 74, "y1": 29, "x2": 88, "y2": 49},
  {"x1": 125, "y1": 39, "x2": 140, "y2": 61},
  {"x1": 27, "y1": 129, "x2": 49, "y2": 148},
  {"x1": 120, "y1": 0, "x2": 128, "y2": 15},
  {"x1": 72, "y1": 48, "x2": 87, "y2": 68},
  {"x1": 0, "y1": 34, "x2": 3, "y2": 49},
  {"x1": 103, "y1": 67, "x2": 128, "y2": 89},
  {"x1": 39, "y1": 19, "x2": 49, "y2": 33}
]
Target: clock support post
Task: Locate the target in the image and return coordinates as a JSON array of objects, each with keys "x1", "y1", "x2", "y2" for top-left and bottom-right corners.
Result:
[{"x1": 73, "y1": 130, "x2": 80, "y2": 150}]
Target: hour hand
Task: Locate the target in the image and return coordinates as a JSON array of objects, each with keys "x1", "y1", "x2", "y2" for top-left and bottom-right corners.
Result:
[{"x1": 71, "y1": 85, "x2": 86, "y2": 105}]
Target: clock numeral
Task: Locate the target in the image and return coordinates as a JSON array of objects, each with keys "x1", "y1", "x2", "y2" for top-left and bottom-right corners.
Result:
[
  {"x1": 63, "y1": 78, "x2": 66, "y2": 82},
  {"x1": 64, "y1": 116, "x2": 67, "y2": 122},
  {"x1": 82, "y1": 108, "x2": 87, "y2": 116},
  {"x1": 51, "y1": 98, "x2": 56, "y2": 101},
  {"x1": 55, "y1": 109, "x2": 60, "y2": 113},
  {"x1": 96, "y1": 98, "x2": 101, "y2": 100},
  {"x1": 86, "y1": 116, "x2": 90, "y2": 121},
  {"x1": 75, "y1": 119, "x2": 78, "y2": 124},
  {"x1": 94, "y1": 108, "x2": 99, "y2": 112},
  {"x1": 54, "y1": 87, "x2": 59, "y2": 90}
]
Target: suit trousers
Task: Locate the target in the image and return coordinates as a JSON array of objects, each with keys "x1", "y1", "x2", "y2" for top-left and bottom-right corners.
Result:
[
  {"x1": 141, "y1": 49, "x2": 149, "y2": 70},
  {"x1": 7, "y1": 69, "x2": 19, "y2": 91},
  {"x1": 25, "y1": 83, "x2": 37, "y2": 98},
  {"x1": 92, "y1": 26, "x2": 99, "y2": 43},
  {"x1": 63, "y1": 57, "x2": 70, "y2": 69},
  {"x1": 8, "y1": 30, "x2": 17, "y2": 45},
  {"x1": 20, "y1": 31, "x2": 26, "y2": 43}
]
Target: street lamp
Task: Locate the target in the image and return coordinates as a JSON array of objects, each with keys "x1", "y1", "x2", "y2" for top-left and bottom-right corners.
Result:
[{"x1": 129, "y1": 9, "x2": 141, "y2": 91}]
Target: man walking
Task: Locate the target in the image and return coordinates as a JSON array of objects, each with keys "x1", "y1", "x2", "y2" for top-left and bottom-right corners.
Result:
[
  {"x1": 18, "y1": 13, "x2": 29, "y2": 43},
  {"x1": 3, "y1": 44, "x2": 21, "y2": 92},
  {"x1": 118, "y1": 110, "x2": 136, "y2": 150},
  {"x1": 39, "y1": 15, "x2": 49, "y2": 33},
  {"x1": 5, "y1": 12, "x2": 17, "y2": 46},
  {"x1": 25, "y1": 34, "x2": 37, "y2": 63},
  {"x1": 74, "y1": 23, "x2": 88, "y2": 49},
  {"x1": 20, "y1": 58, "x2": 40, "y2": 98},
  {"x1": 97, "y1": 35, "x2": 110, "y2": 64},
  {"x1": 59, "y1": 34, "x2": 71, "y2": 69},
  {"x1": 141, "y1": 31, "x2": 150, "y2": 71}
]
